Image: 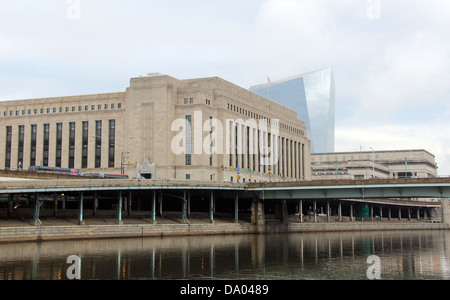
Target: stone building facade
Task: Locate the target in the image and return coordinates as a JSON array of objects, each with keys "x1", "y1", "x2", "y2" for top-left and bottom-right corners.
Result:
[
  {"x1": 0, "y1": 74, "x2": 311, "y2": 182},
  {"x1": 312, "y1": 149, "x2": 437, "y2": 180}
]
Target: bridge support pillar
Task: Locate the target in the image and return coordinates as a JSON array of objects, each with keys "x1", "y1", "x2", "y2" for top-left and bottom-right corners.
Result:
[
  {"x1": 33, "y1": 193, "x2": 41, "y2": 226},
  {"x1": 93, "y1": 192, "x2": 98, "y2": 217},
  {"x1": 278, "y1": 200, "x2": 288, "y2": 224},
  {"x1": 234, "y1": 193, "x2": 239, "y2": 223},
  {"x1": 182, "y1": 191, "x2": 187, "y2": 223},
  {"x1": 117, "y1": 191, "x2": 123, "y2": 225},
  {"x1": 299, "y1": 200, "x2": 303, "y2": 223},
  {"x1": 53, "y1": 193, "x2": 58, "y2": 217},
  {"x1": 209, "y1": 191, "x2": 214, "y2": 224},
  {"x1": 7, "y1": 194, "x2": 13, "y2": 218},
  {"x1": 78, "y1": 192, "x2": 85, "y2": 226},
  {"x1": 350, "y1": 204, "x2": 354, "y2": 221},
  {"x1": 251, "y1": 198, "x2": 265, "y2": 226},
  {"x1": 327, "y1": 202, "x2": 330, "y2": 222},
  {"x1": 152, "y1": 190, "x2": 157, "y2": 224}
]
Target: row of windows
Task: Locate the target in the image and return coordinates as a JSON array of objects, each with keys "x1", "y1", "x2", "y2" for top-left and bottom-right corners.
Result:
[
  {"x1": 226, "y1": 103, "x2": 305, "y2": 136},
  {"x1": 3, "y1": 120, "x2": 116, "y2": 170},
  {"x1": 1, "y1": 103, "x2": 122, "y2": 118},
  {"x1": 184, "y1": 98, "x2": 212, "y2": 106}
]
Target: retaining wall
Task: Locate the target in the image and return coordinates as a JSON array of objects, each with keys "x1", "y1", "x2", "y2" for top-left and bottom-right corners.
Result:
[{"x1": 0, "y1": 222, "x2": 447, "y2": 244}]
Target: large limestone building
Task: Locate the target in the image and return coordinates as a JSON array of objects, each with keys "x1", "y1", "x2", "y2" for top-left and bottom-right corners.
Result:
[{"x1": 0, "y1": 74, "x2": 311, "y2": 182}]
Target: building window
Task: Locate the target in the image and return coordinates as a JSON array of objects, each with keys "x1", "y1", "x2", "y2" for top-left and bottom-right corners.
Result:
[
  {"x1": 91, "y1": 105, "x2": 95, "y2": 111},
  {"x1": 118, "y1": 103, "x2": 122, "y2": 109},
  {"x1": 56, "y1": 123, "x2": 63, "y2": 167},
  {"x1": 30, "y1": 124, "x2": 37, "y2": 167},
  {"x1": 5, "y1": 126, "x2": 12, "y2": 169},
  {"x1": 18, "y1": 125, "x2": 24, "y2": 169},
  {"x1": 184, "y1": 98, "x2": 189, "y2": 104},
  {"x1": 43, "y1": 124, "x2": 50, "y2": 167},
  {"x1": 108, "y1": 120, "x2": 115, "y2": 168},
  {"x1": 189, "y1": 98, "x2": 194, "y2": 104},
  {"x1": 82, "y1": 121, "x2": 89, "y2": 169},
  {"x1": 185, "y1": 115, "x2": 192, "y2": 166},
  {"x1": 186, "y1": 174, "x2": 191, "y2": 180},
  {"x1": 68, "y1": 122, "x2": 75, "y2": 168},
  {"x1": 95, "y1": 120, "x2": 102, "y2": 168}
]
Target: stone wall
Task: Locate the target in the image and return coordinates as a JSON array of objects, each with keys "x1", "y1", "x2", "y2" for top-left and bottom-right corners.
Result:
[{"x1": 0, "y1": 222, "x2": 446, "y2": 244}]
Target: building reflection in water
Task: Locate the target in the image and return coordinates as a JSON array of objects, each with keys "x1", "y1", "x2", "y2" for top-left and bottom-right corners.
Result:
[{"x1": 0, "y1": 231, "x2": 449, "y2": 280}]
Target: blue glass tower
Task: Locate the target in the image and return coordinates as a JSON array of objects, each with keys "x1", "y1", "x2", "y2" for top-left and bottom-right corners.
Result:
[{"x1": 250, "y1": 68, "x2": 335, "y2": 153}]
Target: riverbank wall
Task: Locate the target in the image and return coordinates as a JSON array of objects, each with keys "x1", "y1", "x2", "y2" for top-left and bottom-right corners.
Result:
[{"x1": 0, "y1": 221, "x2": 447, "y2": 244}]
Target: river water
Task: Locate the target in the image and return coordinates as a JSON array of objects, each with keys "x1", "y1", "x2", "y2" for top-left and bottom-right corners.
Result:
[{"x1": 0, "y1": 230, "x2": 449, "y2": 280}]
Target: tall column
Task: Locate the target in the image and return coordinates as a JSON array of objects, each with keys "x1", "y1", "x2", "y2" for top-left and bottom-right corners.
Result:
[
  {"x1": 314, "y1": 200, "x2": 317, "y2": 223},
  {"x1": 7, "y1": 194, "x2": 13, "y2": 218},
  {"x1": 398, "y1": 208, "x2": 402, "y2": 221},
  {"x1": 327, "y1": 201, "x2": 330, "y2": 222},
  {"x1": 182, "y1": 191, "x2": 187, "y2": 223},
  {"x1": 338, "y1": 202, "x2": 342, "y2": 222},
  {"x1": 234, "y1": 193, "x2": 239, "y2": 223},
  {"x1": 187, "y1": 191, "x2": 191, "y2": 217},
  {"x1": 78, "y1": 192, "x2": 85, "y2": 225},
  {"x1": 388, "y1": 207, "x2": 392, "y2": 220},
  {"x1": 379, "y1": 206, "x2": 383, "y2": 221},
  {"x1": 281, "y1": 200, "x2": 288, "y2": 224},
  {"x1": 350, "y1": 204, "x2": 354, "y2": 222},
  {"x1": 159, "y1": 192, "x2": 163, "y2": 217},
  {"x1": 53, "y1": 193, "x2": 58, "y2": 217},
  {"x1": 33, "y1": 193, "x2": 41, "y2": 226},
  {"x1": 152, "y1": 190, "x2": 157, "y2": 224},
  {"x1": 209, "y1": 191, "x2": 214, "y2": 224},
  {"x1": 117, "y1": 191, "x2": 123, "y2": 225},
  {"x1": 251, "y1": 198, "x2": 265, "y2": 226},
  {"x1": 127, "y1": 191, "x2": 132, "y2": 217},
  {"x1": 299, "y1": 200, "x2": 303, "y2": 223},
  {"x1": 93, "y1": 192, "x2": 98, "y2": 216}
]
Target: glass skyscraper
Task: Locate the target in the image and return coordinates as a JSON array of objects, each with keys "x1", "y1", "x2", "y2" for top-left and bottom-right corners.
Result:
[{"x1": 250, "y1": 68, "x2": 335, "y2": 153}]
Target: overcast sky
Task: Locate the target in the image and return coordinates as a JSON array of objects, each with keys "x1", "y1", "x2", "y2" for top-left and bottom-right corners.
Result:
[{"x1": 1, "y1": 0, "x2": 450, "y2": 174}]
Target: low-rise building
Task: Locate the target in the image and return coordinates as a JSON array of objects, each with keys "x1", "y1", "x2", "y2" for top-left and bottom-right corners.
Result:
[{"x1": 312, "y1": 149, "x2": 437, "y2": 180}]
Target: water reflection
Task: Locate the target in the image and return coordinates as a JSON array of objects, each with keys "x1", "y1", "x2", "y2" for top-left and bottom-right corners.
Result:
[{"x1": 0, "y1": 231, "x2": 449, "y2": 280}]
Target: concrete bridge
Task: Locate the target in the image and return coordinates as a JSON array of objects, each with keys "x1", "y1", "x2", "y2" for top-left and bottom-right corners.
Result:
[{"x1": 1, "y1": 174, "x2": 449, "y2": 228}]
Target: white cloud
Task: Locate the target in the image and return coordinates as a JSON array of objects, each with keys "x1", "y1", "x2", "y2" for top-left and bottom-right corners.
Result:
[{"x1": 355, "y1": 31, "x2": 450, "y2": 120}]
